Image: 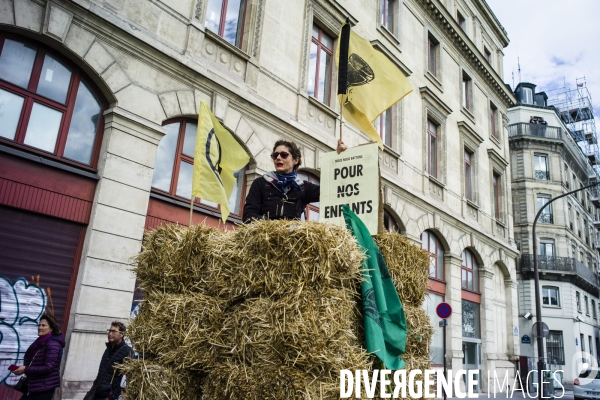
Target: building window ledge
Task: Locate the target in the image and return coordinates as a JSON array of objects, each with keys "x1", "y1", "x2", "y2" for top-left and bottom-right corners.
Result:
[
  {"x1": 382, "y1": 144, "x2": 401, "y2": 159},
  {"x1": 461, "y1": 106, "x2": 475, "y2": 124},
  {"x1": 490, "y1": 134, "x2": 501, "y2": 147},
  {"x1": 204, "y1": 29, "x2": 252, "y2": 62},
  {"x1": 429, "y1": 174, "x2": 445, "y2": 188},
  {"x1": 466, "y1": 198, "x2": 479, "y2": 209},
  {"x1": 0, "y1": 142, "x2": 99, "y2": 180},
  {"x1": 425, "y1": 71, "x2": 443, "y2": 91},
  {"x1": 376, "y1": 25, "x2": 400, "y2": 48},
  {"x1": 308, "y1": 95, "x2": 339, "y2": 119}
]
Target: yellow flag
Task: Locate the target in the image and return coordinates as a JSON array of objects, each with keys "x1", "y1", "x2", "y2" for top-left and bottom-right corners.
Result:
[
  {"x1": 336, "y1": 25, "x2": 413, "y2": 148},
  {"x1": 192, "y1": 101, "x2": 249, "y2": 222}
]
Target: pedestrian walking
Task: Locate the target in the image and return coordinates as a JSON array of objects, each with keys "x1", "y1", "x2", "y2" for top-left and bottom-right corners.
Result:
[
  {"x1": 84, "y1": 322, "x2": 132, "y2": 400},
  {"x1": 12, "y1": 314, "x2": 65, "y2": 400}
]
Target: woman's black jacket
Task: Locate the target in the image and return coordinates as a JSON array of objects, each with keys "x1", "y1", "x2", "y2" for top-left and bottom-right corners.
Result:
[{"x1": 242, "y1": 172, "x2": 319, "y2": 222}]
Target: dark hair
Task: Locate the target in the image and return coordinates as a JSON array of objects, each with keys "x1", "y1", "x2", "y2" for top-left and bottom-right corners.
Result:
[
  {"x1": 111, "y1": 321, "x2": 127, "y2": 333},
  {"x1": 273, "y1": 140, "x2": 302, "y2": 170},
  {"x1": 40, "y1": 314, "x2": 61, "y2": 335}
]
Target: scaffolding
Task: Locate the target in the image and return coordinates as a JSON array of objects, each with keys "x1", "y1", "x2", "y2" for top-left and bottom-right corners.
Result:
[{"x1": 547, "y1": 77, "x2": 600, "y2": 184}]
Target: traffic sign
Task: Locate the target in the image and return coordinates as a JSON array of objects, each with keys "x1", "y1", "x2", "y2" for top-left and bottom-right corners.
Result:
[
  {"x1": 532, "y1": 322, "x2": 550, "y2": 337},
  {"x1": 436, "y1": 302, "x2": 452, "y2": 319}
]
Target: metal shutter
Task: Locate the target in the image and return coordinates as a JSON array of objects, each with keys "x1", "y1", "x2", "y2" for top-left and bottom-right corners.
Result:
[{"x1": 0, "y1": 205, "x2": 83, "y2": 395}]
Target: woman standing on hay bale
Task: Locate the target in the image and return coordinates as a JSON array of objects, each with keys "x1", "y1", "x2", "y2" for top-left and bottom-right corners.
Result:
[{"x1": 243, "y1": 139, "x2": 346, "y2": 222}]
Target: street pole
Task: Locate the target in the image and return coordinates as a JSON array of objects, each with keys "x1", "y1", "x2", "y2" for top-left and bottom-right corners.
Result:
[
  {"x1": 443, "y1": 320, "x2": 447, "y2": 400},
  {"x1": 439, "y1": 319, "x2": 448, "y2": 400},
  {"x1": 532, "y1": 181, "x2": 600, "y2": 400}
]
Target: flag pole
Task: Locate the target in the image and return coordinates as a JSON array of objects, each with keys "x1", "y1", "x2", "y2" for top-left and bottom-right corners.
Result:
[
  {"x1": 337, "y1": 18, "x2": 350, "y2": 146},
  {"x1": 338, "y1": 94, "x2": 345, "y2": 143},
  {"x1": 378, "y1": 165, "x2": 384, "y2": 233}
]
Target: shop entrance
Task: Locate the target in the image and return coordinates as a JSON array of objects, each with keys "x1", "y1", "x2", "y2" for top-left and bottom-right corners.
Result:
[{"x1": 462, "y1": 339, "x2": 482, "y2": 393}]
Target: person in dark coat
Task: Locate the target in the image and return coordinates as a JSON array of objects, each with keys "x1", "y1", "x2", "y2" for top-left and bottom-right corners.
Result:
[
  {"x1": 12, "y1": 314, "x2": 65, "y2": 400},
  {"x1": 243, "y1": 139, "x2": 346, "y2": 222},
  {"x1": 85, "y1": 321, "x2": 132, "y2": 400}
]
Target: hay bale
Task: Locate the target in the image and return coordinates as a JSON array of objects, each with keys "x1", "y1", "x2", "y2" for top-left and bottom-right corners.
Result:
[
  {"x1": 216, "y1": 289, "x2": 372, "y2": 376},
  {"x1": 201, "y1": 361, "x2": 341, "y2": 400},
  {"x1": 403, "y1": 355, "x2": 434, "y2": 400},
  {"x1": 127, "y1": 291, "x2": 228, "y2": 370},
  {"x1": 220, "y1": 220, "x2": 364, "y2": 299},
  {"x1": 134, "y1": 224, "x2": 230, "y2": 294},
  {"x1": 404, "y1": 305, "x2": 434, "y2": 359},
  {"x1": 128, "y1": 222, "x2": 436, "y2": 399},
  {"x1": 374, "y1": 232, "x2": 430, "y2": 307},
  {"x1": 117, "y1": 357, "x2": 204, "y2": 400}
]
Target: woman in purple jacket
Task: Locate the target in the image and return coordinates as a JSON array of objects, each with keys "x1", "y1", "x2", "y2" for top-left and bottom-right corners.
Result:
[{"x1": 13, "y1": 314, "x2": 65, "y2": 400}]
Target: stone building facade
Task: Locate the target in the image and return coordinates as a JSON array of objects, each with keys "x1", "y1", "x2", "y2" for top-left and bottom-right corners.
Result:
[
  {"x1": 509, "y1": 82, "x2": 600, "y2": 384},
  {"x1": 0, "y1": 0, "x2": 517, "y2": 397}
]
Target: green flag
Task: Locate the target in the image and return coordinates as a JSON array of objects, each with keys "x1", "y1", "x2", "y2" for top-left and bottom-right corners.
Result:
[{"x1": 343, "y1": 205, "x2": 407, "y2": 370}]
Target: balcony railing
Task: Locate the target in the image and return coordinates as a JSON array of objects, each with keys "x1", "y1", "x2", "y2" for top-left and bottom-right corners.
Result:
[
  {"x1": 591, "y1": 186, "x2": 600, "y2": 207},
  {"x1": 538, "y1": 213, "x2": 553, "y2": 224},
  {"x1": 509, "y1": 123, "x2": 596, "y2": 178},
  {"x1": 508, "y1": 122, "x2": 562, "y2": 139},
  {"x1": 520, "y1": 254, "x2": 599, "y2": 294},
  {"x1": 535, "y1": 170, "x2": 550, "y2": 180}
]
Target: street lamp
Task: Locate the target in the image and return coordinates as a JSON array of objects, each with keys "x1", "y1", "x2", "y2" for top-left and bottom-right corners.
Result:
[{"x1": 532, "y1": 181, "x2": 600, "y2": 400}]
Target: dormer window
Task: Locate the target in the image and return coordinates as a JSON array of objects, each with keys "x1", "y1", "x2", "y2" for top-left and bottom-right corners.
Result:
[{"x1": 522, "y1": 87, "x2": 533, "y2": 104}]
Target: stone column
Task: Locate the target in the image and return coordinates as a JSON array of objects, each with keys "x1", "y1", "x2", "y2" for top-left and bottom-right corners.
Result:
[
  {"x1": 445, "y1": 254, "x2": 465, "y2": 396},
  {"x1": 479, "y1": 267, "x2": 495, "y2": 392},
  {"x1": 60, "y1": 107, "x2": 165, "y2": 399},
  {"x1": 505, "y1": 277, "x2": 521, "y2": 361}
]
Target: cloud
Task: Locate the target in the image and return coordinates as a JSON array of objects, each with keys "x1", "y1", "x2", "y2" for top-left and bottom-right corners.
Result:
[
  {"x1": 486, "y1": 0, "x2": 600, "y2": 132},
  {"x1": 551, "y1": 57, "x2": 568, "y2": 67},
  {"x1": 487, "y1": 0, "x2": 599, "y2": 86}
]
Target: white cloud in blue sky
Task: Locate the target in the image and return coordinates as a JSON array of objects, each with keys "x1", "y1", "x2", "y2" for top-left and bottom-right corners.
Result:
[{"x1": 486, "y1": 0, "x2": 600, "y2": 121}]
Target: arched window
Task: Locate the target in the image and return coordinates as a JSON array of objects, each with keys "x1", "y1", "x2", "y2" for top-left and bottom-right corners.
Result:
[
  {"x1": 421, "y1": 229, "x2": 445, "y2": 367},
  {"x1": 383, "y1": 209, "x2": 400, "y2": 233},
  {"x1": 0, "y1": 34, "x2": 105, "y2": 167},
  {"x1": 421, "y1": 230, "x2": 444, "y2": 281},
  {"x1": 297, "y1": 171, "x2": 320, "y2": 221},
  {"x1": 151, "y1": 119, "x2": 247, "y2": 218},
  {"x1": 461, "y1": 249, "x2": 479, "y2": 292}
]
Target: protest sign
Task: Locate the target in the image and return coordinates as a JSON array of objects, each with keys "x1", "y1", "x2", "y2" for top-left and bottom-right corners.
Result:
[{"x1": 319, "y1": 142, "x2": 379, "y2": 235}]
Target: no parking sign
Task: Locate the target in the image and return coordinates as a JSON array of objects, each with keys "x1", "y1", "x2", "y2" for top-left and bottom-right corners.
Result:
[{"x1": 436, "y1": 302, "x2": 452, "y2": 319}]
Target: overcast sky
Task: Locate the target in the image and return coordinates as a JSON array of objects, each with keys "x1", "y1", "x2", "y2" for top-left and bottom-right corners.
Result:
[{"x1": 486, "y1": 0, "x2": 600, "y2": 122}]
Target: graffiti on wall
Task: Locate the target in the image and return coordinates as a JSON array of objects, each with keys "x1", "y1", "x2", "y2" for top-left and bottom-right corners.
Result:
[{"x1": 0, "y1": 277, "x2": 47, "y2": 386}]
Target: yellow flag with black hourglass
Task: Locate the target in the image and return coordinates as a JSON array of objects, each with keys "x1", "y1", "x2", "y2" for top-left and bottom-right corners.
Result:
[{"x1": 335, "y1": 23, "x2": 413, "y2": 148}]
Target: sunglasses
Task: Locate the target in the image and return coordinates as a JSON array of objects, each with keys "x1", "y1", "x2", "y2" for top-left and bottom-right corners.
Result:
[{"x1": 270, "y1": 151, "x2": 290, "y2": 160}]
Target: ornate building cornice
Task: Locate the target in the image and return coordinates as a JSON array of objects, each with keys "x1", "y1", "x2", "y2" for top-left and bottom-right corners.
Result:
[{"x1": 414, "y1": 0, "x2": 515, "y2": 109}]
